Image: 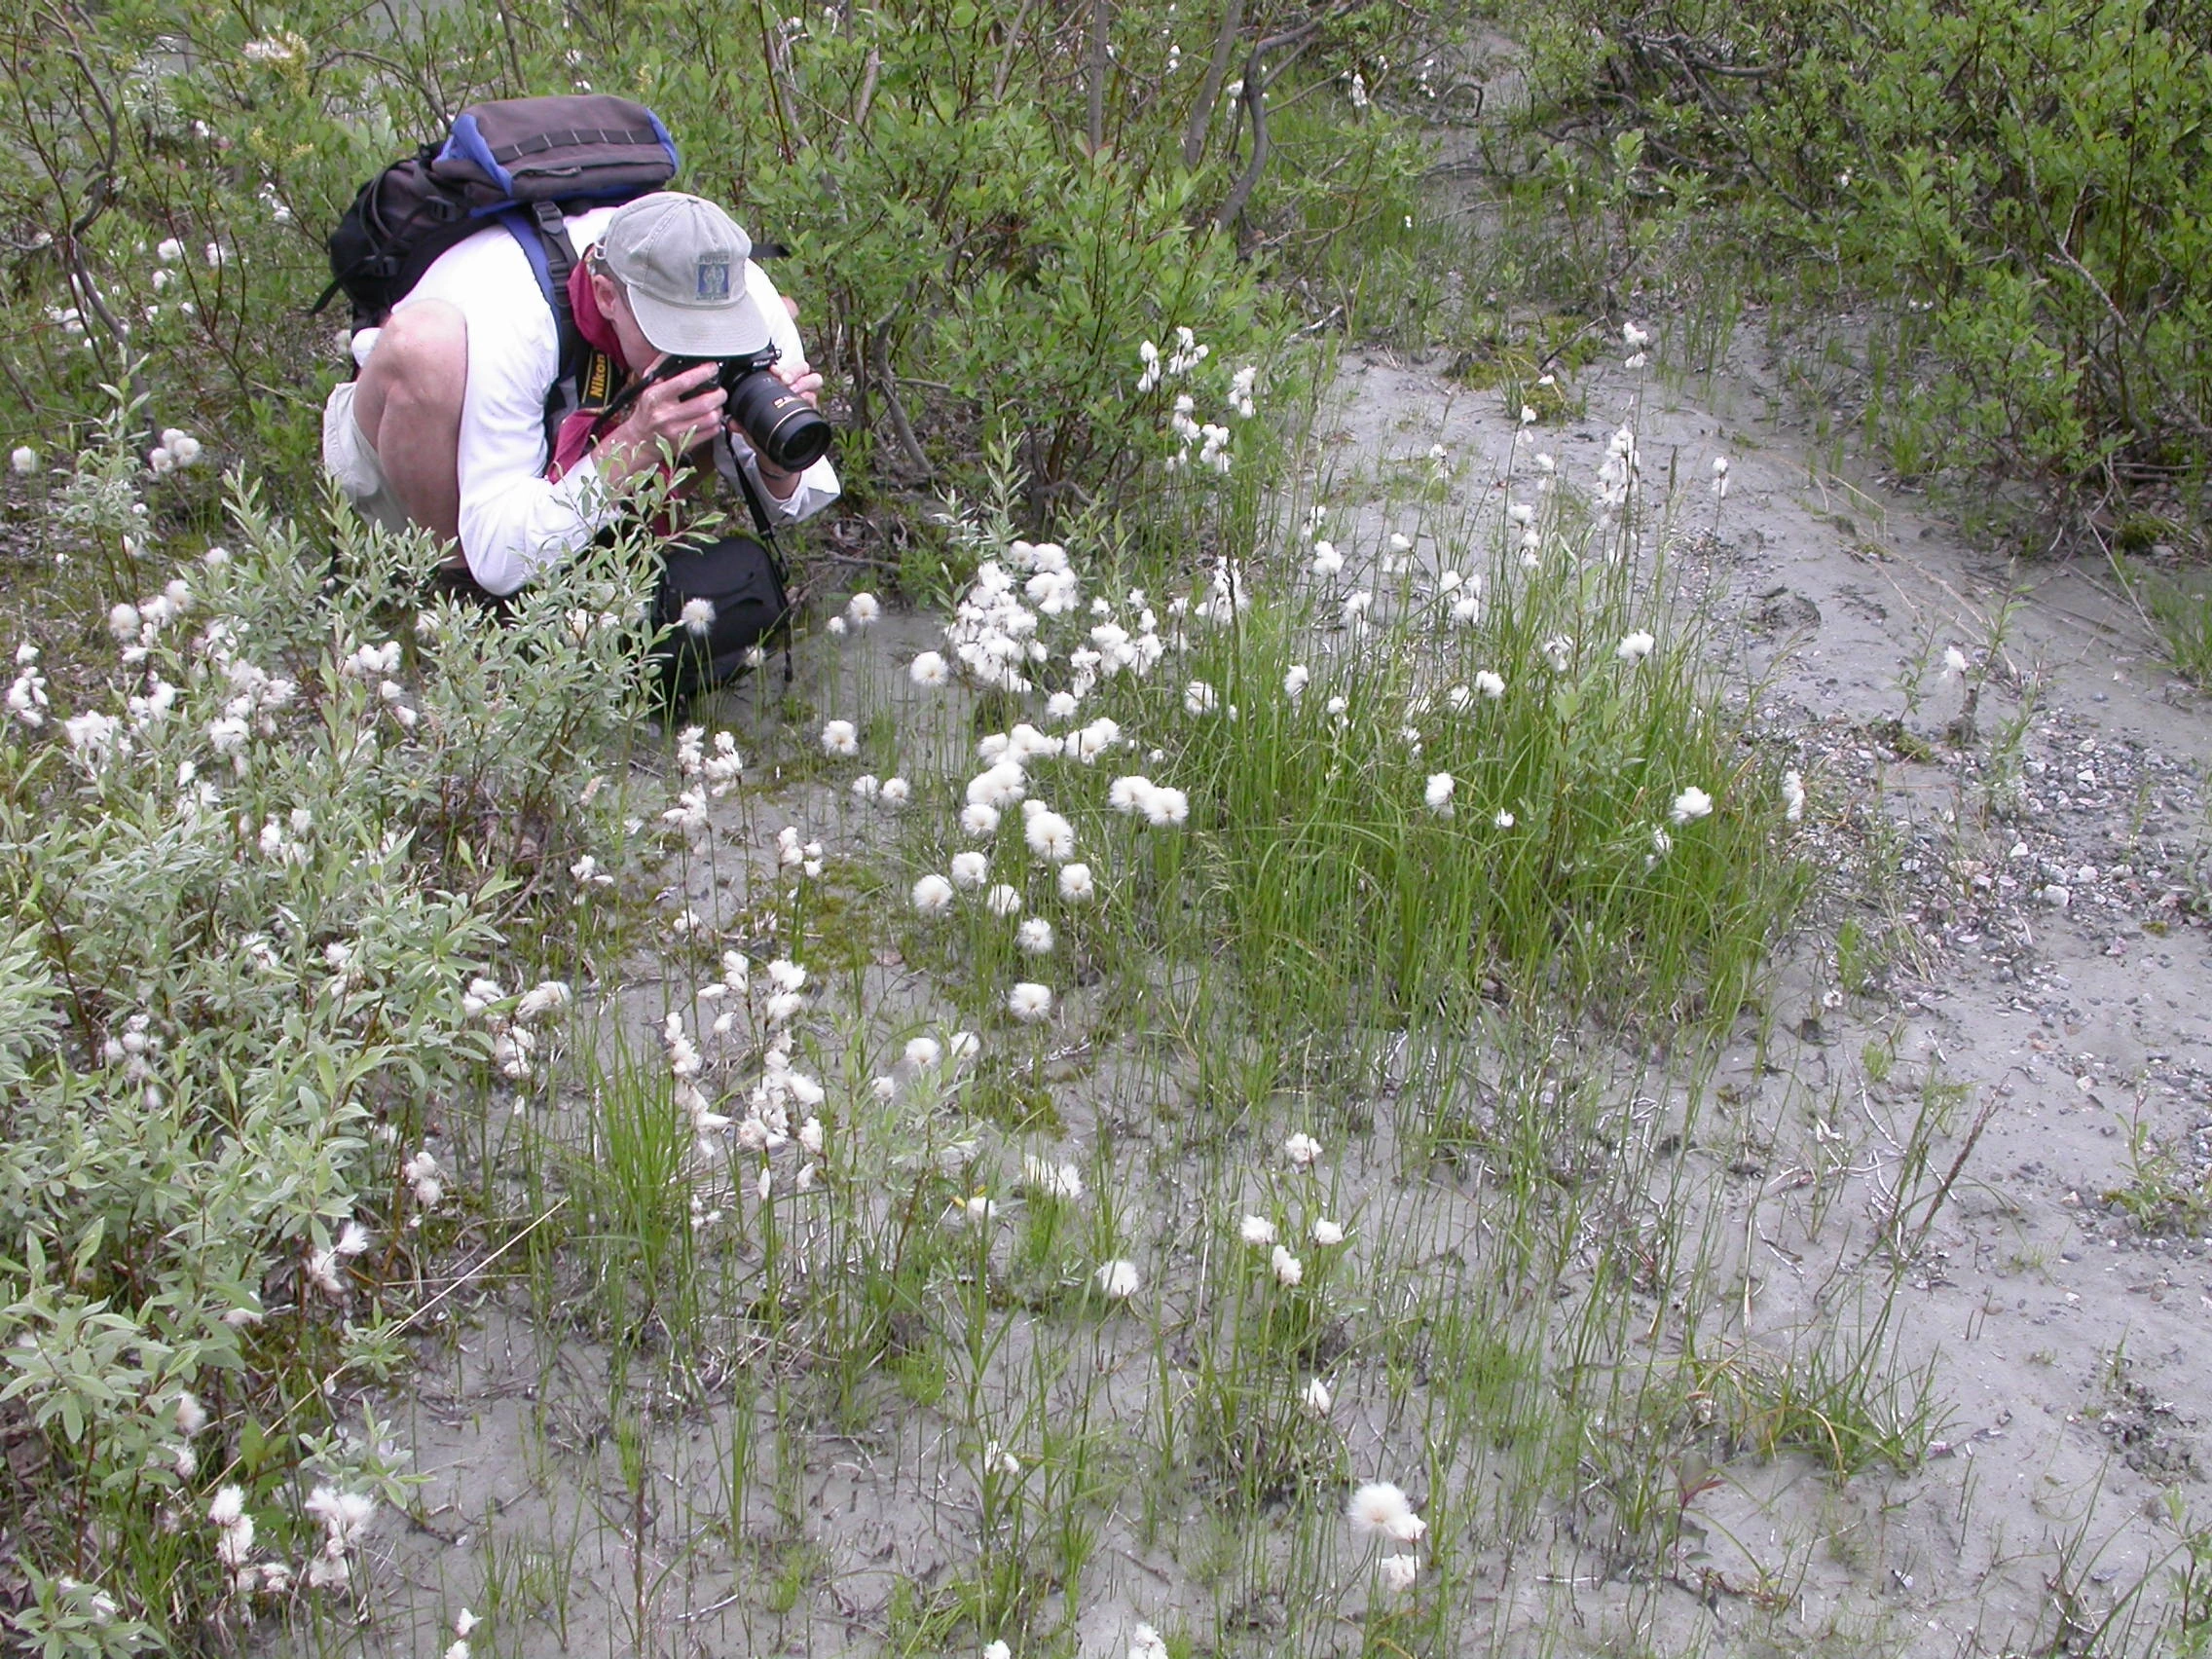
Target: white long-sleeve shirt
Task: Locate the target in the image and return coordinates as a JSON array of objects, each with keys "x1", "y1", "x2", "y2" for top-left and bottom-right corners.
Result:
[{"x1": 391, "y1": 204, "x2": 839, "y2": 597}]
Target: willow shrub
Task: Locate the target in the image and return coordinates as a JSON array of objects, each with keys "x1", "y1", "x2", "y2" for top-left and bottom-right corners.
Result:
[
  {"x1": 1515, "y1": 0, "x2": 2212, "y2": 534},
  {"x1": 0, "y1": 406, "x2": 662, "y2": 1649}
]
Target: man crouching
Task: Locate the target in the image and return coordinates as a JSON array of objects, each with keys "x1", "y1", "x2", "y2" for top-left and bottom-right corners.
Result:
[{"x1": 322, "y1": 191, "x2": 837, "y2": 605}]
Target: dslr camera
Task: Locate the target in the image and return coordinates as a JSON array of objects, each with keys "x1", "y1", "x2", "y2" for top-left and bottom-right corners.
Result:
[{"x1": 648, "y1": 347, "x2": 833, "y2": 474}]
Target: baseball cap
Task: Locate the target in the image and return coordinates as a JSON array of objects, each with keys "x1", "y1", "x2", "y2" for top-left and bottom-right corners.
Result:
[{"x1": 600, "y1": 193, "x2": 773, "y2": 357}]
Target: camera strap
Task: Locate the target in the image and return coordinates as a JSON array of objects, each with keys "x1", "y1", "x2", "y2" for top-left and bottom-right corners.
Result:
[{"x1": 728, "y1": 449, "x2": 796, "y2": 687}]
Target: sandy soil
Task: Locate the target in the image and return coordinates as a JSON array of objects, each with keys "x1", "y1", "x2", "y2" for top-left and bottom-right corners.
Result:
[
  {"x1": 309, "y1": 46, "x2": 2212, "y2": 1638},
  {"x1": 313, "y1": 330, "x2": 2212, "y2": 1659},
  {"x1": 1326, "y1": 325, "x2": 2212, "y2": 1650}
]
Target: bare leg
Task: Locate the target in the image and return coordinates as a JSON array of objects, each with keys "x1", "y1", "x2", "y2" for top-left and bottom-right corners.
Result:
[{"x1": 351, "y1": 301, "x2": 467, "y2": 551}]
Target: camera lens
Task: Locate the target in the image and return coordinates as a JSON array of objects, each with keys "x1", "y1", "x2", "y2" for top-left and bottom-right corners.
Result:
[{"x1": 725, "y1": 369, "x2": 833, "y2": 473}]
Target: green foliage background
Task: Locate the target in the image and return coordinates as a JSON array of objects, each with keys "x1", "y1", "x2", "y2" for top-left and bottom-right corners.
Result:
[
  {"x1": 0, "y1": 0, "x2": 1424, "y2": 529},
  {"x1": 1512, "y1": 0, "x2": 2212, "y2": 538}
]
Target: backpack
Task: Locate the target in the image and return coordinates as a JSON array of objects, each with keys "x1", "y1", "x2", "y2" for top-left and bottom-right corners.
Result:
[{"x1": 316, "y1": 93, "x2": 680, "y2": 444}]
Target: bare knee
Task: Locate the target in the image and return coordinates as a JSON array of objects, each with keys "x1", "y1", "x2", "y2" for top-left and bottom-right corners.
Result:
[{"x1": 354, "y1": 302, "x2": 467, "y2": 440}]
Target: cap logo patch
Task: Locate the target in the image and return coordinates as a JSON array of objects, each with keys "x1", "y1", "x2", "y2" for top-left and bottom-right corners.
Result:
[{"x1": 694, "y1": 256, "x2": 731, "y2": 301}]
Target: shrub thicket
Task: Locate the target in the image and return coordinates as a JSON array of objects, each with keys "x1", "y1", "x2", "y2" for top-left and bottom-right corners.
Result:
[
  {"x1": 1515, "y1": 0, "x2": 2212, "y2": 539},
  {"x1": 0, "y1": 0, "x2": 1424, "y2": 531}
]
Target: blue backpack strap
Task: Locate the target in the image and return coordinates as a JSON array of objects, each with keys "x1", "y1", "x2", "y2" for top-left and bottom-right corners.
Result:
[{"x1": 497, "y1": 204, "x2": 588, "y2": 456}]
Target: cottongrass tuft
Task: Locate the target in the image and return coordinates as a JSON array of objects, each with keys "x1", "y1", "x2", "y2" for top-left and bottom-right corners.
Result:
[
  {"x1": 969, "y1": 759, "x2": 1028, "y2": 809},
  {"x1": 402, "y1": 1149, "x2": 443, "y2": 1208},
  {"x1": 303, "y1": 1486, "x2": 378, "y2": 1588},
  {"x1": 957, "y1": 1194, "x2": 1002, "y2": 1228},
  {"x1": 1108, "y1": 774, "x2": 1153, "y2": 815},
  {"x1": 1023, "y1": 1156, "x2": 1083, "y2": 1199},
  {"x1": 1071, "y1": 717, "x2": 1121, "y2": 761},
  {"x1": 1007, "y1": 981, "x2": 1052, "y2": 1022},
  {"x1": 1024, "y1": 808, "x2": 1076, "y2": 861},
  {"x1": 304, "y1": 1219, "x2": 371, "y2": 1298},
  {"x1": 821, "y1": 719, "x2": 859, "y2": 757},
  {"x1": 1239, "y1": 1214, "x2": 1277, "y2": 1246},
  {"x1": 1142, "y1": 784, "x2": 1190, "y2": 828},
  {"x1": 1669, "y1": 786, "x2": 1714, "y2": 826},
  {"x1": 1096, "y1": 1258, "x2": 1140, "y2": 1299},
  {"x1": 911, "y1": 873, "x2": 954, "y2": 915},
  {"x1": 1347, "y1": 1480, "x2": 1426, "y2": 1542},
  {"x1": 1057, "y1": 862, "x2": 1096, "y2": 902},
  {"x1": 210, "y1": 1486, "x2": 254, "y2": 1570},
  {"x1": 514, "y1": 979, "x2": 571, "y2": 1023}
]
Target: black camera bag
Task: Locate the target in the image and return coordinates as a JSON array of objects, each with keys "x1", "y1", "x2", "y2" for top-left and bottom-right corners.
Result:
[
  {"x1": 652, "y1": 532, "x2": 791, "y2": 700},
  {"x1": 646, "y1": 457, "x2": 798, "y2": 699}
]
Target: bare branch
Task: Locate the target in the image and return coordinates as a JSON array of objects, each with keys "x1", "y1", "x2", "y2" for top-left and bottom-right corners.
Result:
[
  {"x1": 1180, "y1": 0, "x2": 1243, "y2": 169},
  {"x1": 1086, "y1": 0, "x2": 1111, "y2": 155}
]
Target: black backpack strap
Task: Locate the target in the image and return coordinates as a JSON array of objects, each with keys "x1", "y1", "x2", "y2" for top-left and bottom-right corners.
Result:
[{"x1": 531, "y1": 200, "x2": 583, "y2": 372}]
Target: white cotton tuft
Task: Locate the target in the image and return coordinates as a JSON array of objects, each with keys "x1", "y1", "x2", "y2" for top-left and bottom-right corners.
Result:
[{"x1": 1669, "y1": 786, "x2": 1714, "y2": 826}]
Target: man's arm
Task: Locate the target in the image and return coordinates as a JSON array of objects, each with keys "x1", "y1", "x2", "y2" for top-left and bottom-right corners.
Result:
[
  {"x1": 456, "y1": 317, "x2": 733, "y2": 596},
  {"x1": 453, "y1": 307, "x2": 620, "y2": 597}
]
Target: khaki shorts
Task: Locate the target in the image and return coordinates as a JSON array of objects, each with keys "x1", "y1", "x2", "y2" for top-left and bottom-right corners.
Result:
[{"x1": 320, "y1": 379, "x2": 413, "y2": 535}]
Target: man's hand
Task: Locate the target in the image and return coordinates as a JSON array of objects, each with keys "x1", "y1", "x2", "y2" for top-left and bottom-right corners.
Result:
[
  {"x1": 752, "y1": 354, "x2": 824, "y2": 499},
  {"x1": 597, "y1": 361, "x2": 724, "y2": 486}
]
